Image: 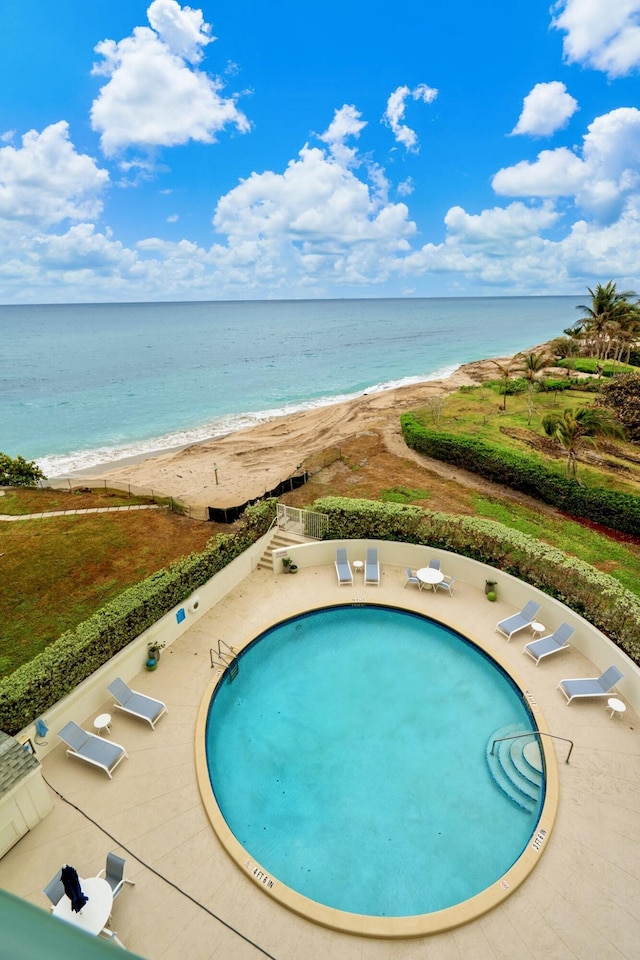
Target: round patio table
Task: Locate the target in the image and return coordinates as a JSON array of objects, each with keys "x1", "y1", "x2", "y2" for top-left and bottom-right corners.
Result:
[
  {"x1": 52, "y1": 876, "x2": 113, "y2": 936},
  {"x1": 416, "y1": 567, "x2": 444, "y2": 592}
]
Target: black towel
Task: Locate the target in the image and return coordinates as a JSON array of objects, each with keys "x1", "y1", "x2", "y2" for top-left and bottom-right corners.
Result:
[{"x1": 61, "y1": 864, "x2": 89, "y2": 913}]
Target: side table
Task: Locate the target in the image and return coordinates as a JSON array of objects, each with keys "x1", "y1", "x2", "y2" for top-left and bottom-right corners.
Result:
[
  {"x1": 93, "y1": 713, "x2": 112, "y2": 736},
  {"x1": 607, "y1": 697, "x2": 626, "y2": 719}
]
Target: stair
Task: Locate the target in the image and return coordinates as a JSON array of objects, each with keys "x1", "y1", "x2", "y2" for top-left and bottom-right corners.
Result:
[
  {"x1": 486, "y1": 724, "x2": 543, "y2": 814},
  {"x1": 256, "y1": 530, "x2": 310, "y2": 572}
]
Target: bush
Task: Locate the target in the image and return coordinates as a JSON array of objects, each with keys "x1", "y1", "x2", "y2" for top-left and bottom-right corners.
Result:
[
  {"x1": 596, "y1": 372, "x2": 640, "y2": 441},
  {"x1": 558, "y1": 358, "x2": 637, "y2": 377},
  {"x1": 0, "y1": 452, "x2": 45, "y2": 487},
  {"x1": 0, "y1": 499, "x2": 275, "y2": 734},
  {"x1": 400, "y1": 413, "x2": 640, "y2": 536},
  {"x1": 312, "y1": 496, "x2": 640, "y2": 666}
]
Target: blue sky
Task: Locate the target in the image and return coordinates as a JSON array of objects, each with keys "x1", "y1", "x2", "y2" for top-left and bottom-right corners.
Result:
[{"x1": 1, "y1": 0, "x2": 639, "y2": 303}]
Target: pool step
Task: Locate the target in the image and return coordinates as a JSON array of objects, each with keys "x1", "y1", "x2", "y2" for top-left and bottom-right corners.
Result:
[{"x1": 486, "y1": 724, "x2": 543, "y2": 814}]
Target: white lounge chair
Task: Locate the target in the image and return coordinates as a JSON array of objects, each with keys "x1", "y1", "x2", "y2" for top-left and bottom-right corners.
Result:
[
  {"x1": 523, "y1": 622, "x2": 574, "y2": 665},
  {"x1": 108, "y1": 678, "x2": 168, "y2": 728},
  {"x1": 495, "y1": 600, "x2": 541, "y2": 641},
  {"x1": 335, "y1": 548, "x2": 353, "y2": 586},
  {"x1": 557, "y1": 666, "x2": 623, "y2": 705},
  {"x1": 365, "y1": 548, "x2": 380, "y2": 585},
  {"x1": 58, "y1": 721, "x2": 128, "y2": 778}
]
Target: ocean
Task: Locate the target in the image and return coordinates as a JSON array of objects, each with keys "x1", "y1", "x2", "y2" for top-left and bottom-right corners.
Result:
[{"x1": 0, "y1": 296, "x2": 581, "y2": 477}]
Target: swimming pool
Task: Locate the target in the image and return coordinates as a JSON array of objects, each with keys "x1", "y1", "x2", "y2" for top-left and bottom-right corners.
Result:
[{"x1": 198, "y1": 605, "x2": 557, "y2": 936}]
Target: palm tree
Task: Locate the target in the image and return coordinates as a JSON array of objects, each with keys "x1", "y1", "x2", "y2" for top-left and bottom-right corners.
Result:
[
  {"x1": 516, "y1": 351, "x2": 549, "y2": 425},
  {"x1": 490, "y1": 358, "x2": 517, "y2": 411},
  {"x1": 575, "y1": 281, "x2": 638, "y2": 360},
  {"x1": 542, "y1": 406, "x2": 626, "y2": 483}
]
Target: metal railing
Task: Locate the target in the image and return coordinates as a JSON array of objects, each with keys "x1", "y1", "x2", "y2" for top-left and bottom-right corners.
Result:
[
  {"x1": 276, "y1": 503, "x2": 328, "y2": 539},
  {"x1": 210, "y1": 639, "x2": 238, "y2": 670},
  {"x1": 490, "y1": 730, "x2": 574, "y2": 764}
]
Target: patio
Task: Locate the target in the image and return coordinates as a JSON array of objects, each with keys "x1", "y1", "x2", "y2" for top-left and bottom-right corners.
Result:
[{"x1": 1, "y1": 558, "x2": 639, "y2": 959}]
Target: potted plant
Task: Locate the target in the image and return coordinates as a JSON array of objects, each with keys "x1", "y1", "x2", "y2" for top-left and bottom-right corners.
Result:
[
  {"x1": 146, "y1": 640, "x2": 165, "y2": 670},
  {"x1": 282, "y1": 556, "x2": 299, "y2": 573},
  {"x1": 485, "y1": 580, "x2": 497, "y2": 601}
]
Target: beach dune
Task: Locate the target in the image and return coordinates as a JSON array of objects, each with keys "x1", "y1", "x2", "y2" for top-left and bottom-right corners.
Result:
[{"x1": 83, "y1": 350, "x2": 536, "y2": 513}]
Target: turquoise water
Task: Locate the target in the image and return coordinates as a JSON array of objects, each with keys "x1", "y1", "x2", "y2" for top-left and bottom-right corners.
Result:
[
  {"x1": 0, "y1": 296, "x2": 580, "y2": 475},
  {"x1": 205, "y1": 606, "x2": 543, "y2": 917}
]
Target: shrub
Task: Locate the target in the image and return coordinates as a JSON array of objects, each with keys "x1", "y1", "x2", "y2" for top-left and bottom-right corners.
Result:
[
  {"x1": 0, "y1": 453, "x2": 45, "y2": 487},
  {"x1": 596, "y1": 372, "x2": 640, "y2": 441},
  {"x1": 312, "y1": 496, "x2": 640, "y2": 666},
  {"x1": 400, "y1": 413, "x2": 640, "y2": 536}
]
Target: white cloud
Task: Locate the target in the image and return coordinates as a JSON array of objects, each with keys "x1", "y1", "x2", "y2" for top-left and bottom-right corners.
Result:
[
  {"x1": 211, "y1": 109, "x2": 416, "y2": 289},
  {"x1": 444, "y1": 202, "x2": 559, "y2": 244},
  {"x1": 146, "y1": 0, "x2": 213, "y2": 63},
  {"x1": 511, "y1": 81, "x2": 579, "y2": 137},
  {"x1": 90, "y1": 1, "x2": 249, "y2": 156},
  {"x1": 318, "y1": 104, "x2": 367, "y2": 167},
  {"x1": 401, "y1": 193, "x2": 640, "y2": 291},
  {"x1": 493, "y1": 107, "x2": 640, "y2": 223},
  {"x1": 382, "y1": 83, "x2": 438, "y2": 152},
  {"x1": 0, "y1": 121, "x2": 109, "y2": 226},
  {"x1": 551, "y1": 0, "x2": 640, "y2": 77},
  {"x1": 492, "y1": 147, "x2": 587, "y2": 196}
]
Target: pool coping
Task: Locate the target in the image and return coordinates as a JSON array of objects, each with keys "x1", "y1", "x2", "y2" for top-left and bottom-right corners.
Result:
[{"x1": 194, "y1": 598, "x2": 559, "y2": 938}]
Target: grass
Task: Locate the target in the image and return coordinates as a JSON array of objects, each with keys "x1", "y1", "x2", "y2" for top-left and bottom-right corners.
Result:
[
  {"x1": 414, "y1": 384, "x2": 640, "y2": 494},
  {"x1": 0, "y1": 487, "x2": 152, "y2": 515},
  {"x1": 0, "y1": 489, "x2": 218, "y2": 677},
  {"x1": 472, "y1": 495, "x2": 640, "y2": 595},
  {"x1": 380, "y1": 485, "x2": 431, "y2": 504}
]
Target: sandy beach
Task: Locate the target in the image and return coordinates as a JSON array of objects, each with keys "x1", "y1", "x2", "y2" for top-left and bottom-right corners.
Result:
[{"x1": 81, "y1": 346, "x2": 551, "y2": 513}]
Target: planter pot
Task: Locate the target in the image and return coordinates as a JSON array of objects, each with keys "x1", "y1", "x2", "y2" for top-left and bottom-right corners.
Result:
[
  {"x1": 484, "y1": 581, "x2": 497, "y2": 596},
  {"x1": 289, "y1": 564, "x2": 298, "y2": 574},
  {"x1": 146, "y1": 657, "x2": 158, "y2": 671}
]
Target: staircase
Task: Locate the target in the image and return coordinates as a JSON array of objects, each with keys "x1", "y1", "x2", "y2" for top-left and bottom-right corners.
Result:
[
  {"x1": 256, "y1": 530, "x2": 310, "y2": 572},
  {"x1": 486, "y1": 724, "x2": 543, "y2": 814}
]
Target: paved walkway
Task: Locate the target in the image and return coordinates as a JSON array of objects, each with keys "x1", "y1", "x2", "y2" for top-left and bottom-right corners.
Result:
[{"x1": 0, "y1": 504, "x2": 161, "y2": 522}]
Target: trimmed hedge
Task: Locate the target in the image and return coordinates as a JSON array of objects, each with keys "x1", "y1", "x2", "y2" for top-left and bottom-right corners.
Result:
[
  {"x1": 0, "y1": 500, "x2": 275, "y2": 735},
  {"x1": 558, "y1": 358, "x2": 638, "y2": 376},
  {"x1": 313, "y1": 496, "x2": 640, "y2": 666},
  {"x1": 400, "y1": 413, "x2": 640, "y2": 536}
]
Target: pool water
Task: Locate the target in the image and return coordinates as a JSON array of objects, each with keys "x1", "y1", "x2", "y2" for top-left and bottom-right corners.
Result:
[{"x1": 205, "y1": 606, "x2": 544, "y2": 917}]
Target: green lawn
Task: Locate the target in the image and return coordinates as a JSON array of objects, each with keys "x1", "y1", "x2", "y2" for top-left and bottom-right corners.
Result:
[
  {"x1": 418, "y1": 383, "x2": 640, "y2": 495},
  {"x1": 472, "y1": 494, "x2": 640, "y2": 596}
]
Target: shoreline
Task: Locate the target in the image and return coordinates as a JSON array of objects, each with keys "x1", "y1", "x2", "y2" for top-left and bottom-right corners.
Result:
[{"x1": 54, "y1": 346, "x2": 546, "y2": 511}]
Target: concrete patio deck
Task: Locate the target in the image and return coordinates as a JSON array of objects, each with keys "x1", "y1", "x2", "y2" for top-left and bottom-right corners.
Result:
[{"x1": 1, "y1": 561, "x2": 639, "y2": 960}]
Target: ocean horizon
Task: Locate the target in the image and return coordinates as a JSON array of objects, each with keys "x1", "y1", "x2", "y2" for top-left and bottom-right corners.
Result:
[{"x1": 0, "y1": 295, "x2": 582, "y2": 477}]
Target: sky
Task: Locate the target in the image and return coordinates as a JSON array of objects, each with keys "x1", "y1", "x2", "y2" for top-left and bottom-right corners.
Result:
[{"x1": 1, "y1": 0, "x2": 639, "y2": 303}]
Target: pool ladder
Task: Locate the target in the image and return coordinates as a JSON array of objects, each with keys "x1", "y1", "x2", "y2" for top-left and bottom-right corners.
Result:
[{"x1": 210, "y1": 639, "x2": 239, "y2": 679}]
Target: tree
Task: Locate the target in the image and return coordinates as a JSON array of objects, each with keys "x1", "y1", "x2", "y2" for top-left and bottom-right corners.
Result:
[
  {"x1": 542, "y1": 407, "x2": 626, "y2": 483},
  {"x1": 0, "y1": 452, "x2": 46, "y2": 487},
  {"x1": 596, "y1": 372, "x2": 640, "y2": 441},
  {"x1": 574, "y1": 281, "x2": 638, "y2": 361},
  {"x1": 516, "y1": 351, "x2": 549, "y2": 425},
  {"x1": 490, "y1": 358, "x2": 518, "y2": 411}
]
